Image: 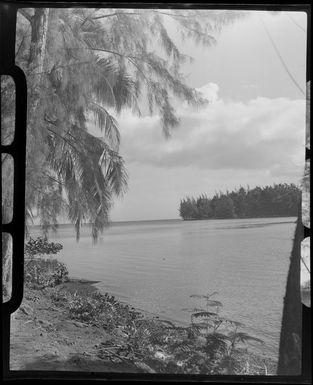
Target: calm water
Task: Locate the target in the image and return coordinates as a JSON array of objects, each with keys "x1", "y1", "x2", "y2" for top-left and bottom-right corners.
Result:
[{"x1": 32, "y1": 217, "x2": 296, "y2": 360}]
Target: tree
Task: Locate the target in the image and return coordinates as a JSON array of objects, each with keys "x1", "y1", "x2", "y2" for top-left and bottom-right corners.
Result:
[
  {"x1": 2, "y1": 7, "x2": 244, "y2": 299},
  {"x1": 179, "y1": 184, "x2": 301, "y2": 220},
  {"x1": 14, "y1": 8, "x2": 244, "y2": 236},
  {"x1": 196, "y1": 195, "x2": 213, "y2": 219},
  {"x1": 180, "y1": 197, "x2": 199, "y2": 220},
  {"x1": 16, "y1": 8, "x2": 130, "y2": 241},
  {"x1": 214, "y1": 195, "x2": 235, "y2": 219}
]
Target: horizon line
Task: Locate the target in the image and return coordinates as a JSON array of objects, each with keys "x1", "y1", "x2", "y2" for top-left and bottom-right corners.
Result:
[{"x1": 29, "y1": 218, "x2": 182, "y2": 228}]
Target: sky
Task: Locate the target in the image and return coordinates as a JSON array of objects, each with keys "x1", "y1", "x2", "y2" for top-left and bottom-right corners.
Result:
[{"x1": 90, "y1": 10, "x2": 308, "y2": 222}]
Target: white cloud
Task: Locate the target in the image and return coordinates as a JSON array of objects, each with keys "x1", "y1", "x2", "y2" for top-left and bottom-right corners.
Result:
[
  {"x1": 117, "y1": 83, "x2": 305, "y2": 180},
  {"x1": 197, "y1": 82, "x2": 220, "y2": 102}
]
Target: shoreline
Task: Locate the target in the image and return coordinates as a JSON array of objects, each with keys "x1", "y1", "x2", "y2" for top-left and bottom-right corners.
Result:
[
  {"x1": 11, "y1": 278, "x2": 144, "y2": 373},
  {"x1": 28, "y1": 215, "x2": 297, "y2": 229},
  {"x1": 181, "y1": 216, "x2": 297, "y2": 221},
  {"x1": 11, "y1": 276, "x2": 278, "y2": 375}
]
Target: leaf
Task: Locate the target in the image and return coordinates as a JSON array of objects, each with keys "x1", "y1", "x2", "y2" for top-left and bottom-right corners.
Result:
[
  {"x1": 204, "y1": 333, "x2": 230, "y2": 355},
  {"x1": 190, "y1": 294, "x2": 207, "y2": 299},
  {"x1": 190, "y1": 322, "x2": 213, "y2": 330},
  {"x1": 158, "y1": 319, "x2": 177, "y2": 328},
  {"x1": 192, "y1": 311, "x2": 218, "y2": 319},
  {"x1": 182, "y1": 307, "x2": 208, "y2": 313},
  {"x1": 220, "y1": 318, "x2": 245, "y2": 328},
  {"x1": 134, "y1": 361, "x2": 156, "y2": 373},
  {"x1": 169, "y1": 340, "x2": 194, "y2": 353},
  {"x1": 229, "y1": 332, "x2": 264, "y2": 344},
  {"x1": 206, "y1": 300, "x2": 223, "y2": 307},
  {"x1": 190, "y1": 292, "x2": 219, "y2": 300}
]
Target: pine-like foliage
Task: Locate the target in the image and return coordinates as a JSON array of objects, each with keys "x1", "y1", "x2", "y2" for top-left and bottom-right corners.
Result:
[
  {"x1": 179, "y1": 184, "x2": 301, "y2": 220},
  {"x1": 13, "y1": 8, "x2": 245, "y2": 239}
]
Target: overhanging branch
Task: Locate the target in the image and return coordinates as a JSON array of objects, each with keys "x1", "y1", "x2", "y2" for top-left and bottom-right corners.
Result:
[{"x1": 18, "y1": 9, "x2": 32, "y2": 23}]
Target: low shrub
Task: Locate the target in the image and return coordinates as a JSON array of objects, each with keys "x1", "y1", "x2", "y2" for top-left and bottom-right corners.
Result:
[
  {"x1": 67, "y1": 292, "x2": 104, "y2": 323},
  {"x1": 49, "y1": 287, "x2": 71, "y2": 304},
  {"x1": 25, "y1": 236, "x2": 63, "y2": 258},
  {"x1": 64, "y1": 291, "x2": 142, "y2": 330},
  {"x1": 24, "y1": 236, "x2": 67, "y2": 289},
  {"x1": 25, "y1": 258, "x2": 69, "y2": 288}
]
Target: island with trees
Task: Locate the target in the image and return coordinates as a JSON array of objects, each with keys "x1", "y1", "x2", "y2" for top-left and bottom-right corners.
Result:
[{"x1": 179, "y1": 183, "x2": 301, "y2": 220}]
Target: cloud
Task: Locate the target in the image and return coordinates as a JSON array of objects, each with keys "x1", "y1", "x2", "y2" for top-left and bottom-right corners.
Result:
[
  {"x1": 117, "y1": 83, "x2": 305, "y2": 179},
  {"x1": 196, "y1": 82, "x2": 220, "y2": 102}
]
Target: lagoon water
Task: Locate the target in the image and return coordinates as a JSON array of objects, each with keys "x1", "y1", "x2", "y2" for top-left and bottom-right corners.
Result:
[{"x1": 32, "y1": 217, "x2": 296, "y2": 360}]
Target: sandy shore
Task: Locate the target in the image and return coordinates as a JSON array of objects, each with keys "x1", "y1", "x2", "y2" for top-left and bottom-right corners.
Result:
[
  {"x1": 10, "y1": 279, "x2": 143, "y2": 373},
  {"x1": 10, "y1": 278, "x2": 277, "y2": 375}
]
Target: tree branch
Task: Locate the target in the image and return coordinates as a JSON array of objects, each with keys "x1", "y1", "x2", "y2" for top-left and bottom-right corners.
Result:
[
  {"x1": 87, "y1": 46, "x2": 129, "y2": 59},
  {"x1": 86, "y1": 46, "x2": 150, "y2": 83},
  {"x1": 44, "y1": 116, "x2": 118, "y2": 159},
  {"x1": 42, "y1": 171, "x2": 65, "y2": 186},
  {"x1": 92, "y1": 12, "x2": 142, "y2": 20},
  {"x1": 15, "y1": 33, "x2": 26, "y2": 58},
  {"x1": 152, "y1": 10, "x2": 199, "y2": 19},
  {"x1": 80, "y1": 9, "x2": 99, "y2": 27},
  {"x1": 80, "y1": 10, "x2": 143, "y2": 27},
  {"x1": 18, "y1": 9, "x2": 32, "y2": 23},
  {"x1": 27, "y1": 61, "x2": 93, "y2": 77},
  {"x1": 86, "y1": 47, "x2": 151, "y2": 71},
  {"x1": 178, "y1": 23, "x2": 217, "y2": 44},
  {"x1": 45, "y1": 126, "x2": 79, "y2": 152}
]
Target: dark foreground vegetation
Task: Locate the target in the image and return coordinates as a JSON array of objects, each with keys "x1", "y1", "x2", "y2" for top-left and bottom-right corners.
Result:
[
  {"x1": 15, "y1": 237, "x2": 276, "y2": 375},
  {"x1": 179, "y1": 183, "x2": 301, "y2": 220}
]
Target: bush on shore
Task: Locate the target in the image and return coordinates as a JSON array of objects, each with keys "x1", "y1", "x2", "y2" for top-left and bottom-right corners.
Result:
[
  {"x1": 25, "y1": 236, "x2": 63, "y2": 257},
  {"x1": 25, "y1": 258, "x2": 69, "y2": 288},
  {"x1": 25, "y1": 236, "x2": 68, "y2": 289}
]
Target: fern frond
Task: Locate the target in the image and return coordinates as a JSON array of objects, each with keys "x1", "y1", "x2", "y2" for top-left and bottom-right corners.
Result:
[
  {"x1": 228, "y1": 332, "x2": 264, "y2": 344},
  {"x1": 158, "y1": 319, "x2": 177, "y2": 328},
  {"x1": 89, "y1": 101, "x2": 120, "y2": 150},
  {"x1": 192, "y1": 311, "x2": 218, "y2": 319},
  {"x1": 220, "y1": 318, "x2": 245, "y2": 328}
]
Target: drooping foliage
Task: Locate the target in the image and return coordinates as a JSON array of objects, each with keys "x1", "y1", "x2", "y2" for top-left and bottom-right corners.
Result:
[
  {"x1": 179, "y1": 183, "x2": 301, "y2": 220},
  {"x1": 10, "y1": 8, "x2": 245, "y2": 240}
]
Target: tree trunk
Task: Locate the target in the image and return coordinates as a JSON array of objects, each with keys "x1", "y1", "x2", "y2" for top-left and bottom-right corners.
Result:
[
  {"x1": 27, "y1": 8, "x2": 49, "y2": 118},
  {"x1": 2, "y1": 8, "x2": 49, "y2": 302},
  {"x1": 26, "y1": 8, "x2": 49, "y2": 150}
]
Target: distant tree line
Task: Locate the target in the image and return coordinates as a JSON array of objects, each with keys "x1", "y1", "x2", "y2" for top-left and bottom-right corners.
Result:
[{"x1": 179, "y1": 184, "x2": 301, "y2": 220}]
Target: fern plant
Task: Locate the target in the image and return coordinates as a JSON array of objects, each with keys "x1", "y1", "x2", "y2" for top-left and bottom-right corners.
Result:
[{"x1": 170, "y1": 291, "x2": 264, "y2": 374}]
